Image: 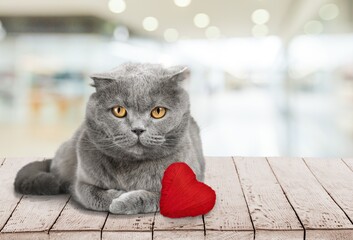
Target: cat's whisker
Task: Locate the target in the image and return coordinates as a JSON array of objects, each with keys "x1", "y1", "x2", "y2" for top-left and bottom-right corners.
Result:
[
  {"x1": 149, "y1": 135, "x2": 165, "y2": 140},
  {"x1": 144, "y1": 141, "x2": 164, "y2": 146}
]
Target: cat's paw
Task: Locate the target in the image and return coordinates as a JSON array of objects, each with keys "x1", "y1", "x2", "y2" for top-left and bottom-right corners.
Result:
[
  {"x1": 109, "y1": 190, "x2": 159, "y2": 214},
  {"x1": 109, "y1": 192, "x2": 139, "y2": 214}
]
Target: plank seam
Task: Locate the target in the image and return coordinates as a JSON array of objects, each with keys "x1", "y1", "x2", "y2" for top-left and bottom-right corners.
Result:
[
  {"x1": 100, "y1": 211, "x2": 110, "y2": 240},
  {"x1": 0, "y1": 158, "x2": 5, "y2": 166},
  {"x1": 100, "y1": 230, "x2": 153, "y2": 232},
  {"x1": 231, "y1": 157, "x2": 256, "y2": 240},
  {"x1": 152, "y1": 229, "x2": 205, "y2": 232},
  {"x1": 1, "y1": 157, "x2": 44, "y2": 233},
  {"x1": 47, "y1": 195, "x2": 72, "y2": 234},
  {"x1": 302, "y1": 158, "x2": 353, "y2": 225},
  {"x1": 151, "y1": 210, "x2": 157, "y2": 239},
  {"x1": 201, "y1": 215, "x2": 206, "y2": 236},
  {"x1": 305, "y1": 227, "x2": 353, "y2": 231},
  {"x1": 0, "y1": 195, "x2": 24, "y2": 232},
  {"x1": 265, "y1": 157, "x2": 306, "y2": 240},
  {"x1": 341, "y1": 158, "x2": 353, "y2": 172},
  {"x1": 43, "y1": 155, "x2": 72, "y2": 234},
  {"x1": 255, "y1": 229, "x2": 305, "y2": 231}
]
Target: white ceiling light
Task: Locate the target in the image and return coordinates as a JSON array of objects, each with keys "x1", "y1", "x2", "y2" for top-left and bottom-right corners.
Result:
[
  {"x1": 174, "y1": 0, "x2": 191, "y2": 7},
  {"x1": 193, "y1": 13, "x2": 210, "y2": 28},
  {"x1": 251, "y1": 9, "x2": 270, "y2": 25},
  {"x1": 142, "y1": 17, "x2": 159, "y2": 31},
  {"x1": 164, "y1": 28, "x2": 179, "y2": 42},
  {"x1": 304, "y1": 20, "x2": 323, "y2": 34},
  {"x1": 108, "y1": 0, "x2": 126, "y2": 14},
  {"x1": 319, "y1": 4, "x2": 339, "y2": 21},
  {"x1": 252, "y1": 25, "x2": 269, "y2": 37},
  {"x1": 205, "y1": 26, "x2": 221, "y2": 39}
]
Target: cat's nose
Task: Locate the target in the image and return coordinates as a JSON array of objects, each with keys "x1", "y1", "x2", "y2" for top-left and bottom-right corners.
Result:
[{"x1": 131, "y1": 128, "x2": 145, "y2": 136}]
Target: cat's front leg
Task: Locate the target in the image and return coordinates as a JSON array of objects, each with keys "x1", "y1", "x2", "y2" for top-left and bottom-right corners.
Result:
[
  {"x1": 109, "y1": 190, "x2": 160, "y2": 214},
  {"x1": 73, "y1": 181, "x2": 126, "y2": 211}
]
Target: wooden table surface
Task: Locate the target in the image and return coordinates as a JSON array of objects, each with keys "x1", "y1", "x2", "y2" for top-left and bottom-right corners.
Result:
[{"x1": 0, "y1": 157, "x2": 352, "y2": 240}]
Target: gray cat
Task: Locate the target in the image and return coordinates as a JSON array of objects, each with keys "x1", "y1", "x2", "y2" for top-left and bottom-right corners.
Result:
[{"x1": 14, "y1": 63, "x2": 205, "y2": 214}]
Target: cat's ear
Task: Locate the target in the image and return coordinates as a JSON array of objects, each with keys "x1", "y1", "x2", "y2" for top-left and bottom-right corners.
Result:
[
  {"x1": 166, "y1": 65, "x2": 190, "y2": 83},
  {"x1": 90, "y1": 72, "x2": 115, "y2": 91}
]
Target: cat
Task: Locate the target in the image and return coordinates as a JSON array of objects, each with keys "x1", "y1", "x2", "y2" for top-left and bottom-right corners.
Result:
[{"x1": 14, "y1": 62, "x2": 205, "y2": 214}]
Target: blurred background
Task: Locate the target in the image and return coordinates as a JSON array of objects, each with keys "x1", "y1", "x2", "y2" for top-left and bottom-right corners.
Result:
[{"x1": 0, "y1": 0, "x2": 353, "y2": 158}]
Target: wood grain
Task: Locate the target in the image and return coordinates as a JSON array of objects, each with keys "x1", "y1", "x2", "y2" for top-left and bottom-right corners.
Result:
[
  {"x1": 255, "y1": 230, "x2": 303, "y2": 240},
  {"x1": 0, "y1": 232, "x2": 48, "y2": 240},
  {"x1": 50, "y1": 231, "x2": 100, "y2": 240},
  {"x1": 103, "y1": 213, "x2": 154, "y2": 240},
  {"x1": 342, "y1": 158, "x2": 353, "y2": 172},
  {"x1": 306, "y1": 229, "x2": 353, "y2": 240},
  {"x1": 153, "y1": 230, "x2": 204, "y2": 239},
  {"x1": 203, "y1": 157, "x2": 254, "y2": 234},
  {"x1": 2, "y1": 194, "x2": 69, "y2": 233},
  {"x1": 153, "y1": 214, "x2": 204, "y2": 231},
  {"x1": 267, "y1": 157, "x2": 353, "y2": 238},
  {"x1": 50, "y1": 198, "x2": 108, "y2": 238},
  {"x1": 206, "y1": 231, "x2": 253, "y2": 240},
  {"x1": 103, "y1": 231, "x2": 151, "y2": 240},
  {"x1": 0, "y1": 157, "x2": 42, "y2": 231},
  {"x1": 234, "y1": 157, "x2": 303, "y2": 238},
  {"x1": 1, "y1": 156, "x2": 353, "y2": 239},
  {"x1": 304, "y1": 158, "x2": 353, "y2": 222},
  {"x1": 104, "y1": 213, "x2": 154, "y2": 232}
]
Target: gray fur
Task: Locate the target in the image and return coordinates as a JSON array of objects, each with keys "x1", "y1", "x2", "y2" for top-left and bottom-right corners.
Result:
[
  {"x1": 14, "y1": 62, "x2": 205, "y2": 214},
  {"x1": 14, "y1": 159, "x2": 62, "y2": 195}
]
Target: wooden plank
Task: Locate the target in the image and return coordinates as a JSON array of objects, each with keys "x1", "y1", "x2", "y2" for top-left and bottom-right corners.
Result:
[
  {"x1": 304, "y1": 158, "x2": 353, "y2": 222},
  {"x1": 206, "y1": 231, "x2": 253, "y2": 239},
  {"x1": 0, "y1": 232, "x2": 48, "y2": 240},
  {"x1": 104, "y1": 213, "x2": 154, "y2": 231},
  {"x1": 153, "y1": 231, "x2": 204, "y2": 239},
  {"x1": 203, "y1": 157, "x2": 253, "y2": 234},
  {"x1": 153, "y1": 214, "x2": 204, "y2": 231},
  {"x1": 103, "y1": 213, "x2": 154, "y2": 240},
  {"x1": 50, "y1": 198, "x2": 107, "y2": 239},
  {"x1": 152, "y1": 214, "x2": 204, "y2": 239},
  {"x1": 103, "y1": 231, "x2": 151, "y2": 240},
  {"x1": 1, "y1": 157, "x2": 70, "y2": 234},
  {"x1": 267, "y1": 157, "x2": 353, "y2": 238},
  {"x1": 50, "y1": 231, "x2": 101, "y2": 240},
  {"x1": 255, "y1": 230, "x2": 304, "y2": 240},
  {"x1": 342, "y1": 158, "x2": 353, "y2": 172},
  {"x1": 0, "y1": 157, "x2": 42, "y2": 231},
  {"x1": 307, "y1": 229, "x2": 353, "y2": 240},
  {"x1": 2, "y1": 194, "x2": 69, "y2": 233},
  {"x1": 234, "y1": 157, "x2": 303, "y2": 239}
]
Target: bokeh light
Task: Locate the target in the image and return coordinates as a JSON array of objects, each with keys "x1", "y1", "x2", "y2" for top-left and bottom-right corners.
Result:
[{"x1": 193, "y1": 13, "x2": 210, "y2": 28}]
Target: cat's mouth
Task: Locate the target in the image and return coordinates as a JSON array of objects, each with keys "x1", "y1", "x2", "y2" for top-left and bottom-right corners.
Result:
[
  {"x1": 127, "y1": 142, "x2": 145, "y2": 155},
  {"x1": 135, "y1": 139, "x2": 153, "y2": 148},
  {"x1": 138, "y1": 135, "x2": 165, "y2": 147},
  {"x1": 115, "y1": 134, "x2": 165, "y2": 156}
]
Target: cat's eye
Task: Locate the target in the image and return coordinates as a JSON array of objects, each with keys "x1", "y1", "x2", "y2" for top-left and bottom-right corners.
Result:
[
  {"x1": 112, "y1": 106, "x2": 127, "y2": 118},
  {"x1": 151, "y1": 107, "x2": 166, "y2": 119}
]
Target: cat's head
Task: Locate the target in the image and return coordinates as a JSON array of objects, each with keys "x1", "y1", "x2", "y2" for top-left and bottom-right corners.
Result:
[{"x1": 85, "y1": 63, "x2": 191, "y2": 160}]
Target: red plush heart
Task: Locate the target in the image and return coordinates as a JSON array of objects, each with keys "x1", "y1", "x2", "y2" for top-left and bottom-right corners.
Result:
[{"x1": 159, "y1": 162, "x2": 216, "y2": 218}]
